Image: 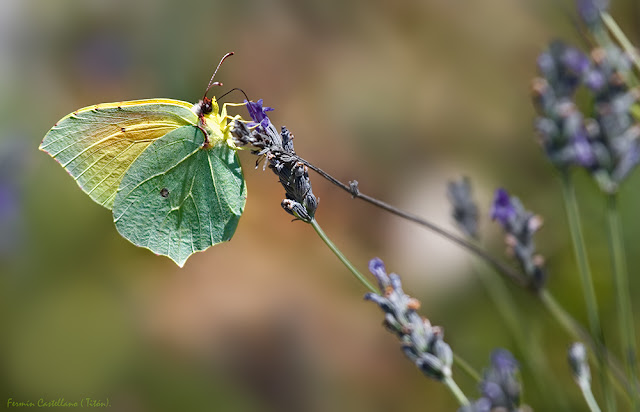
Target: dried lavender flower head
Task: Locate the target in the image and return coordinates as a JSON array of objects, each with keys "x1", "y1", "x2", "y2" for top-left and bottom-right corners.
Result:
[
  {"x1": 237, "y1": 99, "x2": 318, "y2": 221},
  {"x1": 365, "y1": 258, "x2": 453, "y2": 382}
]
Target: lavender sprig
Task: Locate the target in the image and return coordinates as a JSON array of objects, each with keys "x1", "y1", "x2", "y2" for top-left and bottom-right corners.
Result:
[
  {"x1": 364, "y1": 258, "x2": 469, "y2": 405},
  {"x1": 365, "y1": 257, "x2": 454, "y2": 381},
  {"x1": 490, "y1": 189, "x2": 546, "y2": 290},
  {"x1": 533, "y1": 41, "x2": 640, "y2": 194},
  {"x1": 364, "y1": 258, "x2": 453, "y2": 381}
]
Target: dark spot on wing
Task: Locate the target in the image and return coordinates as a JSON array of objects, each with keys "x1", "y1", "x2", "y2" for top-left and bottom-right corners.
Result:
[{"x1": 160, "y1": 188, "x2": 169, "y2": 198}]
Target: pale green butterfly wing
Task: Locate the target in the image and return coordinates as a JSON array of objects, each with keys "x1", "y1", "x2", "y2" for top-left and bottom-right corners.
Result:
[
  {"x1": 112, "y1": 125, "x2": 246, "y2": 267},
  {"x1": 39, "y1": 99, "x2": 197, "y2": 209}
]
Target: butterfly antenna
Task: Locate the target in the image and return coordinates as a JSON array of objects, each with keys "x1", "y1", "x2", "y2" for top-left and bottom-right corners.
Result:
[
  {"x1": 204, "y1": 52, "x2": 235, "y2": 98},
  {"x1": 218, "y1": 87, "x2": 251, "y2": 103}
]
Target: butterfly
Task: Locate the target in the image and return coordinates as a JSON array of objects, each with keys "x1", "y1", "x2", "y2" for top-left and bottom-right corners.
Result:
[{"x1": 39, "y1": 53, "x2": 247, "y2": 267}]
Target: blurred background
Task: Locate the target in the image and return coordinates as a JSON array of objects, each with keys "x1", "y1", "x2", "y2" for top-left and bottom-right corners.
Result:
[{"x1": 2, "y1": 0, "x2": 640, "y2": 410}]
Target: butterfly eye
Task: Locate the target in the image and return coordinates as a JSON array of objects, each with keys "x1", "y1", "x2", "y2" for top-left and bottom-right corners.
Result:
[{"x1": 202, "y1": 97, "x2": 213, "y2": 115}]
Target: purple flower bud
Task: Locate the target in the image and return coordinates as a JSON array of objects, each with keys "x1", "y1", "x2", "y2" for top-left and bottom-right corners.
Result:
[
  {"x1": 576, "y1": 0, "x2": 609, "y2": 26},
  {"x1": 536, "y1": 51, "x2": 555, "y2": 77},
  {"x1": 364, "y1": 292, "x2": 386, "y2": 306},
  {"x1": 561, "y1": 47, "x2": 590, "y2": 76},
  {"x1": 572, "y1": 131, "x2": 597, "y2": 167},
  {"x1": 368, "y1": 257, "x2": 388, "y2": 283},
  {"x1": 584, "y1": 69, "x2": 606, "y2": 91},
  {"x1": 389, "y1": 273, "x2": 403, "y2": 293},
  {"x1": 490, "y1": 189, "x2": 516, "y2": 227},
  {"x1": 491, "y1": 348, "x2": 519, "y2": 372},
  {"x1": 481, "y1": 381, "x2": 506, "y2": 404}
]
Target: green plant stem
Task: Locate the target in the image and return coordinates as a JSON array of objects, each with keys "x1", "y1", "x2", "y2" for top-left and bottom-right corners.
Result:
[
  {"x1": 606, "y1": 193, "x2": 640, "y2": 409},
  {"x1": 600, "y1": 12, "x2": 640, "y2": 76},
  {"x1": 539, "y1": 289, "x2": 583, "y2": 341},
  {"x1": 443, "y1": 375, "x2": 469, "y2": 407},
  {"x1": 301, "y1": 160, "x2": 529, "y2": 287},
  {"x1": 580, "y1": 380, "x2": 603, "y2": 412},
  {"x1": 560, "y1": 172, "x2": 616, "y2": 412},
  {"x1": 309, "y1": 218, "x2": 378, "y2": 294},
  {"x1": 540, "y1": 290, "x2": 631, "y2": 402},
  {"x1": 453, "y1": 353, "x2": 481, "y2": 383}
]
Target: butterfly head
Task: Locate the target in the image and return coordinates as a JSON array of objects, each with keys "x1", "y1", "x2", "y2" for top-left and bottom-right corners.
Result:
[{"x1": 192, "y1": 96, "x2": 219, "y2": 118}]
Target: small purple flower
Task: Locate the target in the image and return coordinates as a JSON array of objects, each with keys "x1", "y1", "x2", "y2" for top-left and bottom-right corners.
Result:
[
  {"x1": 458, "y1": 398, "x2": 491, "y2": 412},
  {"x1": 490, "y1": 348, "x2": 519, "y2": 372},
  {"x1": 572, "y1": 131, "x2": 597, "y2": 167},
  {"x1": 584, "y1": 69, "x2": 606, "y2": 91},
  {"x1": 536, "y1": 51, "x2": 555, "y2": 78},
  {"x1": 576, "y1": 0, "x2": 609, "y2": 26},
  {"x1": 245, "y1": 99, "x2": 274, "y2": 130},
  {"x1": 490, "y1": 189, "x2": 515, "y2": 227},
  {"x1": 368, "y1": 257, "x2": 387, "y2": 279},
  {"x1": 480, "y1": 381, "x2": 506, "y2": 404},
  {"x1": 561, "y1": 47, "x2": 590, "y2": 76}
]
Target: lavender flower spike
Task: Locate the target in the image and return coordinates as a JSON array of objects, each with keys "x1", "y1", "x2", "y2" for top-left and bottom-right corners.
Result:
[{"x1": 364, "y1": 258, "x2": 453, "y2": 382}]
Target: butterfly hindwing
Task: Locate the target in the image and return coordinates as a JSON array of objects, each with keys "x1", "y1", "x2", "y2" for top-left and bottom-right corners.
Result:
[{"x1": 112, "y1": 125, "x2": 246, "y2": 267}]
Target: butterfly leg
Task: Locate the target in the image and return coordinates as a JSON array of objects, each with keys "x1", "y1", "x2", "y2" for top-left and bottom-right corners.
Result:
[
  {"x1": 197, "y1": 115, "x2": 212, "y2": 149},
  {"x1": 221, "y1": 102, "x2": 247, "y2": 121}
]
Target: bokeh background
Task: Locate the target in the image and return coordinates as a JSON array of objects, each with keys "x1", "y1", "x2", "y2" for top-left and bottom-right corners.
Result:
[{"x1": 2, "y1": 0, "x2": 640, "y2": 410}]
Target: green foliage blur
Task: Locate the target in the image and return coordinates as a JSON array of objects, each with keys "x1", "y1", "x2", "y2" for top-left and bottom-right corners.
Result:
[{"x1": 2, "y1": 0, "x2": 640, "y2": 410}]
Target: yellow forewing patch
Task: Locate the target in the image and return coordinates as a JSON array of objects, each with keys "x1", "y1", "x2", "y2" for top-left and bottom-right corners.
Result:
[{"x1": 40, "y1": 99, "x2": 199, "y2": 209}]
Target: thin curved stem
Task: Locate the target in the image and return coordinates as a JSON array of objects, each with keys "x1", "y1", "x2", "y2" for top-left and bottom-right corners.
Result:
[
  {"x1": 560, "y1": 172, "x2": 616, "y2": 411},
  {"x1": 453, "y1": 353, "x2": 481, "y2": 383},
  {"x1": 540, "y1": 290, "x2": 632, "y2": 402},
  {"x1": 606, "y1": 193, "x2": 640, "y2": 409},
  {"x1": 443, "y1": 375, "x2": 469, "y2": 407},
  {"x1": 300, "y1": 159, "x2": 528, "y2": 288},
  {"x1": 309, "y1": 218, "x2": 378, "y2": 294},
  {"x1": 600, "y1": 12, "x2": 640, "y2": 77},
  {"x1": 579, "y1": 380, "x2": 603, "y2": 412}
]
